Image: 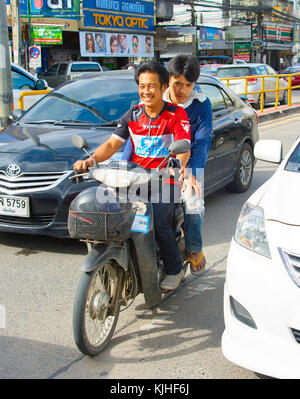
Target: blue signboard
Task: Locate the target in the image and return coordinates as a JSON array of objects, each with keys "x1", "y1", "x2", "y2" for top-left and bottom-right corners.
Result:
[
  {"x1": 82, "y1": 0, "x2": 155, "y2": 33},
  {"x1": 199, "y1": 27, "x2": 224, "y2": 41},
  {"x1": 6, "y1": 0, "x2": 28, "y2": 15}
]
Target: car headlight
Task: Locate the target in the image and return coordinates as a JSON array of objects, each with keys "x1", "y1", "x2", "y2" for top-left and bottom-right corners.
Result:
[{"x1": 234, "y1": 202, "x2": 271, "y2": 258}]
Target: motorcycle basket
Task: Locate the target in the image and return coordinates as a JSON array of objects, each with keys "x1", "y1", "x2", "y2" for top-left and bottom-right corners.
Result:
[{"x1": 68, "y1": 187, "x2": 137, "y2": 242}]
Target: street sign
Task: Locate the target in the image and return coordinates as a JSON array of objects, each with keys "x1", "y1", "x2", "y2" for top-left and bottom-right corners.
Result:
[{"x1": 29, "y1": 45, "x2": 41, "y2": 68}]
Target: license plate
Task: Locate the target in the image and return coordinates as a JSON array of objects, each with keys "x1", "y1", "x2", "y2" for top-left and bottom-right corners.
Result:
[{"x1": 0, "y1": 195, "x2": 30, "y2": 217}]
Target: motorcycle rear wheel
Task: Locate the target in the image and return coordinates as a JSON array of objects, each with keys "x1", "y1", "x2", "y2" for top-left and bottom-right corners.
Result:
[{"x1": 73, "y1": 261, "x2": 123, "y2": 356}]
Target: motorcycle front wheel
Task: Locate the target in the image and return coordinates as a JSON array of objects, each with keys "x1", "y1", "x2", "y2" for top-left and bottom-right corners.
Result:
[{"x1": 73, "y1": 261, "x2": 124, "y2": 356}]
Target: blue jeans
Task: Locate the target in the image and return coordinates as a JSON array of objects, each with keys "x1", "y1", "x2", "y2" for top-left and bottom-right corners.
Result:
[{"x1": 183, "y1": 202, "x2": 205, "y2": 254}]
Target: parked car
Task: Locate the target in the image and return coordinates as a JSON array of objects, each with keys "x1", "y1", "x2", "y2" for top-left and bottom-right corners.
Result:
[
  {"x1": 280, "y1": 66, "x2": 300, "y2": 87},
  {"x1": 0, "y1": 71, "x2": 258, "y2": 238},
  {"x1": 200, "y1": 64, "x2": 227, "y2": 76},
  {"x1": 39, "y1": 61, "x2": 103, "y2": 88},
  {"x1": 222, "y1": 137, "x2": 300, "y2": 378},
  {"x1": 11, "y1": 64, "x2": 50, "y2": 110},
  {"x1": 216, "y1": 63, "x2": 288, "y2": 109}
]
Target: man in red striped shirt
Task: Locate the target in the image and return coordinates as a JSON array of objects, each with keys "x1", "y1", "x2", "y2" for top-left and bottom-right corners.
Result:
[{"x1": 74, "y1": 61, "x2": 191, "y2": 290}]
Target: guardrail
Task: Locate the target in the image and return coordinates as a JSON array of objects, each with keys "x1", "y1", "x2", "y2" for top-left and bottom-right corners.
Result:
[
  {"x1": 18, "y1": 89, "x2": 52, "y2": 110},
  {"x1": 219, "y1": 73, "x2": 300, "y2": 112}
]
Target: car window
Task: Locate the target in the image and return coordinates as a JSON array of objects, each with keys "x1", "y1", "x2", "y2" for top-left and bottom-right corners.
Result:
[
  {"x1": 264, "y1": 65, "x2": 277, "y2": 75},
  {"x1": 58, "y1": 64, "x2": 68, "y2": 75},
  {"x1": 11, "y1": 70, "x2": 35, "y2": 90},
  {"x1": 200, "y1": 66, "x2": 218, "y2": 75},
  {"x1": 285, "y1": 142, "x2": 300, "y2": 173},
  {"x1": 216, "y1": 67, "x2": 252, "y2": 78},
  {"x1": 70, "y1": 64, "x2": 101, "y2": 72},
  {"x1": 20, "y1": 76, "x2": 140, "y2": 124},
  {"x1": 197, "y1": 83, "x2": 233, "y2": 112},
  {"x1": 47, "y1": 65, "x2": 58, "y2": 76},
  {"x1": 256, "y1": 65, "x2": 267, "y2": 75}
]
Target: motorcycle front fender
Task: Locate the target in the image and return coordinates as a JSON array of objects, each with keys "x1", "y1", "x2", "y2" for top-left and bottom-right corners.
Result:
[{"x1": 80, "y1": 242, "x2": 129, "y2": 272}]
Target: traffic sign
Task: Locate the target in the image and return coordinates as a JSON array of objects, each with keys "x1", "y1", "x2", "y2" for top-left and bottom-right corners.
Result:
[{"x1": 29, "y1": 45, "x2": 41, "y2": 68}]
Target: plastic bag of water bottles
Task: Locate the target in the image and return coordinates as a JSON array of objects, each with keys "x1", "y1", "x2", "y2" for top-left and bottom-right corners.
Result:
[{"x1": 182, "y1": 189, "x2": 205, "y2": 216}]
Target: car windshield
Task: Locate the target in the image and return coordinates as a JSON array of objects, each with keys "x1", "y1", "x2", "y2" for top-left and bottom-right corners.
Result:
[
  {"x1": 216, "y1": 67, "x2": 252, "y2": 78},
  {"x1": 285, "y1": 142, "x2": 300, "y2": 173},
  {"x1": 19, "y1": 75, "x2": 140, "y2": 125},
  {"x1": 70, "y1": 64, "x2": 101, "y2": 72}
]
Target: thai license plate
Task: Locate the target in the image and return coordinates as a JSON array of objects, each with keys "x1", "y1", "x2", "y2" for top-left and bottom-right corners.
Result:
[{"x1": 0, "y1": 195, "x2": 30, "y2": 217}]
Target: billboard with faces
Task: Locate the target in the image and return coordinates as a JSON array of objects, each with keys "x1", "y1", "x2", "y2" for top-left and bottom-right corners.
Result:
[{"x1": 79, "y1": 31, "x2": 154, "y2": 57}]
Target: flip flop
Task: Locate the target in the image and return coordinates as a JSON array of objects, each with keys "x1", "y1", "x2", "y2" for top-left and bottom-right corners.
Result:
[{"x1": 188, "y1": 251, "x2": 206, "y2": 276}]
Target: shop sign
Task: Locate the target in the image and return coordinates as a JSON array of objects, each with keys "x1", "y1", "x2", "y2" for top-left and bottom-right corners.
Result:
[
  {"x1": 31, "y1": 26, "x2": 63, "y2": 45},
  {"x1": 198, "y1": 42, "x2": 212, "y2": 50},
  {"x1": 79, "y1": 31, "x2": 154, "y2": 57},
  {"x1": 199, "y1": 27, "x2": 224, "y2": 41},
  {"x1": 24, "y1": 17, "x2": 79, "y2": 32},
  {"x1": 82, "y1": 0, "x2": 155, "y2": 33},
  {"x1": 231, "y1": 25, "x2": 251, "y2": 40},
  {"x1": 251, "y1": 40, "x2": 263, "y2": 49},
  {"x1": 26, "y1": 0, "x2": 79, "y2": 19},
  {"x1": 233, "y1": 42, "x2": 251, "y2": 62}
]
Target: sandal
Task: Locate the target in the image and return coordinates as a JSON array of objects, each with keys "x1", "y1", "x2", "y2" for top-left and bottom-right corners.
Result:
[{"x1": 188, "y1": 251, "x2": 206, "y2": 276}]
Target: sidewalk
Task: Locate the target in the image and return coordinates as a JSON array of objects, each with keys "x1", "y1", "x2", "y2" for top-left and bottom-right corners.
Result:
[{"x1": 257, "y1": 102, "x2": 300, "y2": 123}]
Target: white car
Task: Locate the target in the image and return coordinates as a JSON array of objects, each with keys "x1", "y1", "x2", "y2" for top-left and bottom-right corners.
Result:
[
  {"x1": 11, "y1": 64, "x2": 50, "y2": 110},
  {"x1": 222, "y1": 137, "x2": 300, "y2": 379},
  {"x1": 216, "y1": 63, "x2": 288, "y2": 110}
]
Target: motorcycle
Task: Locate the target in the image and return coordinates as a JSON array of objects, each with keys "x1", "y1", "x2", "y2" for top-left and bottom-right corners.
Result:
[{"x1": 68, "y1": 134, "x2": 190, "y2": 356}]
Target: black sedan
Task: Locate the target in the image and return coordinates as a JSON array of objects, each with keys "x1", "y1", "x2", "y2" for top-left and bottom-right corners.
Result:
[{"x1": 0, "y1": 70, "x2": 258, "y2": 237}]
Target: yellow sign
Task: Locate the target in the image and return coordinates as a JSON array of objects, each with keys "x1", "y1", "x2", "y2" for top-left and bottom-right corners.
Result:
[{"x1": 92, "y1": 13, "x2": 148, "y2": 29}]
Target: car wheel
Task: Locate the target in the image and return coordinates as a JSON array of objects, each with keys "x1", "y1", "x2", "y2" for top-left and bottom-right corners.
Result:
[
  {"x1": 280, "y1": 90, "x2": 288, "y2": 105},
  {"x1": 227, "y1": 142, "x2": 254, "y2": 193},
  {"x1": 252, "y1": 94, "x2": 264, "y2": 110}
]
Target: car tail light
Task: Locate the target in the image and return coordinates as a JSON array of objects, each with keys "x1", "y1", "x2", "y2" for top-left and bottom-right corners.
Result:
[{"x1": 247, "y1": 75, "x2": 258, "y2": 85}]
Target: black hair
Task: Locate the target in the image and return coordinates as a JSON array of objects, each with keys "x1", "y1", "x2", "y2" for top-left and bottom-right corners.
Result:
[
  {"x1": 167, "y1": 54, "x2": 200, "y2": 83},
  {"x1": 135, "y1": 61, "x2": 169, "y2": 87}
]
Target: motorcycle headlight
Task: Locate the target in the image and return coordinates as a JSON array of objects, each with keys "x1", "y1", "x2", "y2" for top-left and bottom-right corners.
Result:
[{"x1": 234, "y1": 202, "x2": 271, "y2": 258}]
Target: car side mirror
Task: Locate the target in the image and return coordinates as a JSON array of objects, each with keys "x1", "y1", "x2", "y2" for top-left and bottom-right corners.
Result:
[
  {"x1": 11, "y1": 109, "x2": 25, "y2": 120},
  {"x1": 35, "y1": 79, "x2": 47, "y2": 90},
  {"x1": 239, "y1": 94, "x2": 250, "y2": 103},
  {"x1": 254, "y1": 140, "x2": 282, "y2": 164},
  {"x1": 169, "y1": 140, "x2": 191, "y2": 155}
]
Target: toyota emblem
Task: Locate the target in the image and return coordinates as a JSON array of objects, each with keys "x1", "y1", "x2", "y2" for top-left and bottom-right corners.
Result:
[{"x1": 6, "y1": 164, "x2": 21, "y2": 177}]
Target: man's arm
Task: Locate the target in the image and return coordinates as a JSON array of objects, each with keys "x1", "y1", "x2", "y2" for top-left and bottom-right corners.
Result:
[{"x1": 73, "y1": 135, "x2": 124, "y2": 172}]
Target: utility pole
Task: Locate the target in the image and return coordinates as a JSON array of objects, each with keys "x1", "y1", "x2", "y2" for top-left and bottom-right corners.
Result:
[
  {"x1": 190, "y1": 0, "x2": 197, "y2": 56},
  {"x1": 10, "y1": 0, "x2": 21, "y2": 65},
  {"x1": 256, "y1": 11, "x2": 264, "y2": 62},
  {"x1": 0, "y1": 0, "x2": 13, "y2": 129}
]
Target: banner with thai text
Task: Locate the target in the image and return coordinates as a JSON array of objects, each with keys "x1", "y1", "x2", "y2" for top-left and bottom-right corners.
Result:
[
  {"x1": 79, "y1": 31, "x2": 154, "y2": 57},
  {"x1": 31, "y1": 26, "x2": 63, "y2": 45}
]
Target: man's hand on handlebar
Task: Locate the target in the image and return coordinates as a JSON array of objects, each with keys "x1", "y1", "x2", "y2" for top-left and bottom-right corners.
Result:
[{"x1": 73, "y1": 158, "x2": 94, "y2": 173}]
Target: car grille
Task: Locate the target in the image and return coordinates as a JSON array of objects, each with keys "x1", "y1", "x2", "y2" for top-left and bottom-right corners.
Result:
[
  {"x1": 279, "y1": 248, "x2": 300, "y2": 288},
  {"x1": 291, "y1": 328, "x2": 300, "y2": 344},
  {"x1": 0, "y1": 170, "x2": 72, "y2": 194},
  {"x1": 0, "y1": 214, "x2": 55, "y2": 226}
]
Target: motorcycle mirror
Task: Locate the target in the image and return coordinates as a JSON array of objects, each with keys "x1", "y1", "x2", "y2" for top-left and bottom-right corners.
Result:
[
  {"x1": 169, "y1": 140, "x2": 190, "y2": 155},
  {"x1": 72, "y1": 135, "x2": 98, "y2": 168},
  {"x1": 72, "y1": 135, "x2": 88, "y2": 150}
]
